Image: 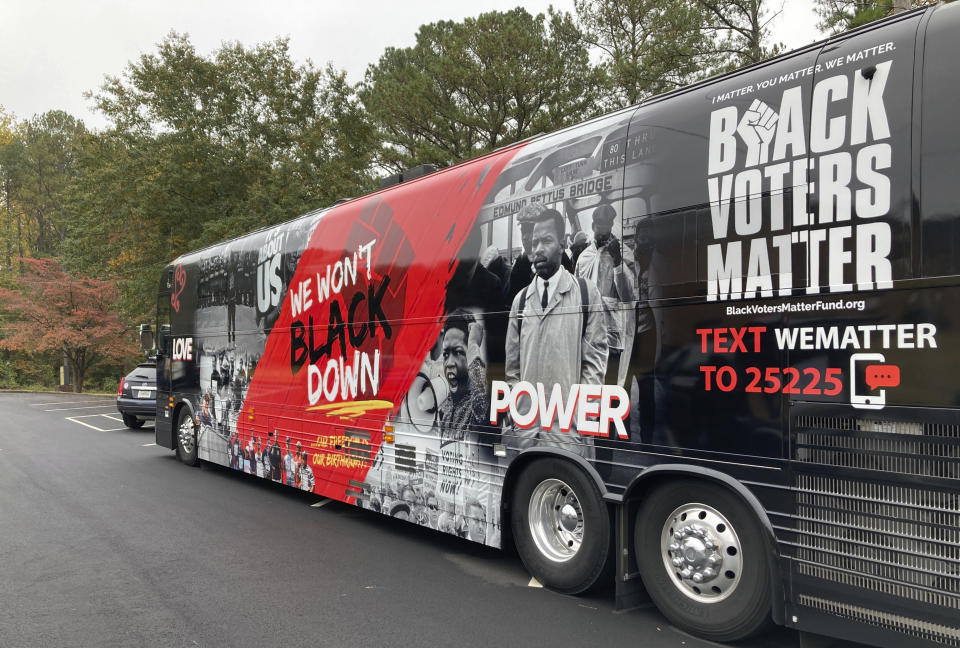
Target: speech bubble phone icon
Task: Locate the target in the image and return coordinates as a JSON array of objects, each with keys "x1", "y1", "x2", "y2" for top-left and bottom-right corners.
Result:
[
  {"x1": 850, "y1": 352, "x2": 887, "y2": 410},
  {"x1": 866, "y1": 364, "x2": 900, "y2": 391}
]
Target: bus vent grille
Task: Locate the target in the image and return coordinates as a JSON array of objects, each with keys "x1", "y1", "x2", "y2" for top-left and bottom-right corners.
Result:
[
  {"x1": 345, "y1": 430, "x2": 371, "y2": 461},
  {"x1": 795, "y1": 475, "x2": 960, "y2": 610},
  {"x1": 794, "y1": 415, "x2": 956, "y2": 437},
  {"x1": 798, "y1": 595, "x2": 960, "y2": 646},
  {"x1": 794, "y1": 416, "x2": 960, "y2": 479},
  {"x1": 395, "y1": 444, "x2": 417, "y2": 473}
]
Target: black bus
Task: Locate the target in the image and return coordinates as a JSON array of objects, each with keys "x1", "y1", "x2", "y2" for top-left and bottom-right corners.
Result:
[{"x1": 145, "y1": 5, "x2": 960, "y2": 646}]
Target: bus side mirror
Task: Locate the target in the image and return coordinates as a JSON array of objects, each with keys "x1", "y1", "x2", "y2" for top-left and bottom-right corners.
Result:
[
  {"x1": 139, "y1": 324, "x2": 154, "y2": 352},
  {"x1": 156, "y1": 324, "x2": 171, "y2": 354}
]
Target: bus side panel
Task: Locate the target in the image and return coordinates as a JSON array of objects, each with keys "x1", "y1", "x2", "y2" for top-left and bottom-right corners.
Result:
[
  {"x1": 616, "y1": 8, "x2": 960, "y2": 646},
  {"x1": 159, "y1": 108, "x2": 642, "y2": 549},
  {"x1": 156, "y1": 212, "x2": 325, "y2": 462},
  {"x1": 617, "y1": 44, "x2": 823, "y2": 471},
  {"x1": 214, "y1": 214, "x2": 322, "y2": 470},
  {"x1": 164, "y1": 257, "x2": 203, "y2": 442},
  {"x1": 784, "y1": 11, "x2": 960, "y2": 646},
  {"x1": 920, "y1": 1, "x2": 960, "y2": 279},
  {"x1": 154, "y1": 268, "x2": 174, "y2": 448},
  {"x1": 279, "y1": 112, "x2": 638, "y2": 545},
  {"x1": 230, "y1": 151, "x2": 520, "y2": 543}
]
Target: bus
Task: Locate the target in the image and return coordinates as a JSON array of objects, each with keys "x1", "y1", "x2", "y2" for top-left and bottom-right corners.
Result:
[{"x1": 143, "y1": 5, "x2": 960, "y2": 646}]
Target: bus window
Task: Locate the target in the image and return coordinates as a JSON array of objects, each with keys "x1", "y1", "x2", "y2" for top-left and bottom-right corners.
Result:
[
  {"x1": 489, "y1": 216, "x2": 510, "y2": 261},
  {"x1": 638, "y1": 208, "x2": 698, "y2": 300}
]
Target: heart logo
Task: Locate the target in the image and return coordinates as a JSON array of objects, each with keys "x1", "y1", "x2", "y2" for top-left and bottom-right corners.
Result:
[{"x1": 171, "y1": 264, "x2": 186, "y2": 313}]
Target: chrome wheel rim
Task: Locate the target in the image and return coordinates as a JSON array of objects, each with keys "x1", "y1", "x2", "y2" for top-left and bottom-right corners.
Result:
[
  {"x1": 660, "y1": 502, "x2": 743, "y2": 603},
  {"x1": 528, "y1": 478, "x2": 584, "y2": 563},
  {"x1": 178, "y1": 417, "x2": 196, "y2": 455}
]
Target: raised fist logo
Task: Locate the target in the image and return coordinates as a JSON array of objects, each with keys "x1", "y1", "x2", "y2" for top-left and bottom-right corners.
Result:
[{"x1": 736, "y1": 99, "x2": 778, "y2": 167}]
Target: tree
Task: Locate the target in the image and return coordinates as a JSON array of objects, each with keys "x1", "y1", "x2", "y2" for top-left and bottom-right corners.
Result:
[
  {"x1": 0, "y1": 107, "x2": 19, "y2": 272},
  {"x1": 360, "y1": 8, "x2": 604, "y2": 171},
  {"x1": 815, "y1": 0, "x2": 935, "y2": 34},
  {"x1": 573, "y1": 0, "x2": 716, "y2": 107},
  {"x1": 573, "y1": 0, "x2": 781, "y2": 108},
  {"x1": 697, "y1": 0, "x2": 783, "y2": 70},
  {"x1": 71, "y1": 33, "x2": 376, "y2": 320},
  {"x1": 0, "y1": 111, "x2": 88, "y2": 269},
  {"x1": 89, "y1": 34, "x2": 375, "y2": 225},
  {"x1": 0, "y1": 258, "x2": 135, "y2": 392},
  {"x1": 18, "y1": 111, "x2": 88, "y2": 257}
]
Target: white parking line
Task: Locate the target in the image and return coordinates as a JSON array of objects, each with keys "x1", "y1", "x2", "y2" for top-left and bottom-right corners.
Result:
[
  {"x1": 65, "y1": 412, "x2": 154, "y2": 433},
  {"x1": 142, "y1": 443, "x2": 156, "y2": 447},
  {"x1": 311, "y1": 499, "x2": 330, "y2": 508},
  {"x1": 66, "y1": 417, "x2": 114, "y2": 432},
  {"x1": 45, "y1": 404, "x2": 118, "y2": 412},
  {"x1": 65, "y1": 416, "x2": 126, "y2": 432},
  {"x1": 31, "y1": 400, "x2": 114, "y2": 406},
  {"x1": 101, "y1": 414, "x2": 123, "y2": 422},
  {"x1": 527, "y1": 577, "x2": 543, "y2": 588}
]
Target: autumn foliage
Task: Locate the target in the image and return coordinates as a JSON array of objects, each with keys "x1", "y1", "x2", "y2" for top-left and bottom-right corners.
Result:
[{"x1": 0, "y1": 258, "x2": 135, "y2": 392}]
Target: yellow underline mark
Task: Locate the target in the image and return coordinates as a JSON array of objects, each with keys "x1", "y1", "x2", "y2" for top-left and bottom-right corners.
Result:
[{"x1": 305, "y1": 400, "x2": 394, "y2": 419}]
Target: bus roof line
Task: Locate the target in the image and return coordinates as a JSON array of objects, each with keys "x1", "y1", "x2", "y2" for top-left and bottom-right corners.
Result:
[
  {"x1": 629, "y1": 4, "x2": 930, "y2": 112},
  {"x1": 168, "y1": 5, "x2": 933, "y2": 267}
]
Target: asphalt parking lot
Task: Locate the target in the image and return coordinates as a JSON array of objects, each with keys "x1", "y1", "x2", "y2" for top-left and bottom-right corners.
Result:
[{"x1": 0, "y1": 391, "x2": 859, "y2": 648}]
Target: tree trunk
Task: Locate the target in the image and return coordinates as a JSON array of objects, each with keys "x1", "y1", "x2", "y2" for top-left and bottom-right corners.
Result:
[
  {"x1": 892, "y1": 0, "x2": 911, "y2": 13},
  {"x1": 67, "y1": 347, "x2": 86, "y2": 393},
  {"x1": 73, "y1": 365, "x2": 85, "y2": 393},
  {"x1": 16, "y1": 208, "x2": 22, "y2": 274},
  {"x1": 35, "y1": 164, "x2": 46, "y2": 254},
  {"x1": 4, "y1": 177, "x2": 11, "y2": 270}
]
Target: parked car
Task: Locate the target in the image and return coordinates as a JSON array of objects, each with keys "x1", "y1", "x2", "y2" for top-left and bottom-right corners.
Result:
[{"x1": 116, "y1": 362, "x2": 157, "y2": 428}]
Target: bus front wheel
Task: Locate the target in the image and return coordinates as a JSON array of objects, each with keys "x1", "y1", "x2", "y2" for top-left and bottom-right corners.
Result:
[
  {"x1": 176, "y1": 408, "x2": 199, "y2": 466},
  {"x1": 511, "y1": 458, "x2": 610, "y2": 594},
  {"x1": 635, "y1": 480, "x2": 771, "y2": 642}
]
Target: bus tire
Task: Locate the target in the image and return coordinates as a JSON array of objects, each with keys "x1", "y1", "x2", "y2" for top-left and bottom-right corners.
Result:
[
  {"x1": 175, "y1": 408, "x2": 199, "y2": 466},
  {"x1": 635, "y1": 479, "x2": 771, "y2": 642},
  {"x1": 511, "y1": 458, "x2": 610, "y2": 595},
  {"x1": 122, "y1": 414, "x2": 144, "y2": 429}
]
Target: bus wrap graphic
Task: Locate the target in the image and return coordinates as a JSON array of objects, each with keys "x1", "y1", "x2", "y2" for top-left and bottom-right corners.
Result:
[
  {"x1": 235, "y1": 151, "x2": 519, "y2": 502},
  {"x1": 706, "y1": 58, "x2": 895, "y2": 302}
]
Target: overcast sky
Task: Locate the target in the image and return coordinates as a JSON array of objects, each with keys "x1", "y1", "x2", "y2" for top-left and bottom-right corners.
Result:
[{"x1": 1, "y1": 1, "x2": 822, "y2": 131}]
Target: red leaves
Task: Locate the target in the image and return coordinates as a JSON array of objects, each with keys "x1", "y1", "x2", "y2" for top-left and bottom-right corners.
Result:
[{"x1": 0, "y1": 257, "x2": 134, "y2": 362}]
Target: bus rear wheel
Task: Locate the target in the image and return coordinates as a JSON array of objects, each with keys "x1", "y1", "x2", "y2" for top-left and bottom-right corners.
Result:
[
  {"x1": 176, "y1": 408, "x2": 199, "y2": 466},
  {"x1": 511, "y1": 458, "x2": 610, "y2": 594},
  {"x1": 635, "y1": 480, "x2": 771, "y2": 642}
]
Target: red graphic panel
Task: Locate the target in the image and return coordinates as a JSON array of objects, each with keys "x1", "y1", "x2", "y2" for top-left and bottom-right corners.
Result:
[{"x1": 237, "y1": 150, "x2": 518, "y2": 501}]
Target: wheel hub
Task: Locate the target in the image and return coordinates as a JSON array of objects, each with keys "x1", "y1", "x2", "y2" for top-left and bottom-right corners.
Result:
[
  {"x1": 660, "y1": 503, "x2": 743, "y2": 603},
  {"x1": 528, "y1": 478, "x2": 584, "y2": 563},
  {"x1": 559, "y1": 503, "x2": 579, "y2": 532},
  {"x1": 670, "y1": 525, "x2": 722, "y2": 583},
  {"x1": 178, "y1": 419, "x2": 196, "y2": 454}
]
